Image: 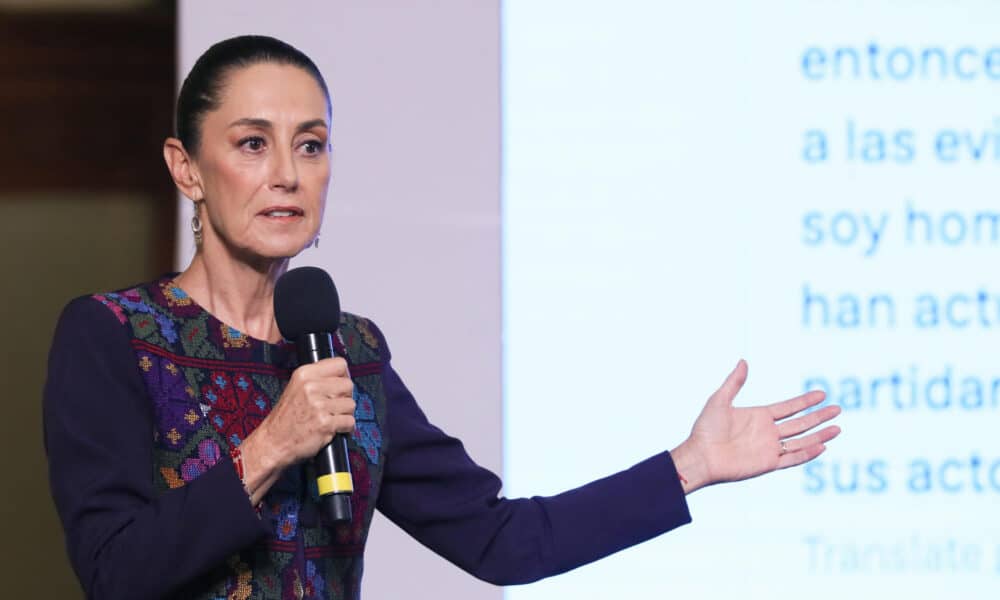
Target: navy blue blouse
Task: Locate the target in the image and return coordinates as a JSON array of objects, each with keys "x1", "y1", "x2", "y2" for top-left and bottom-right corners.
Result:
[{"x1": 43, "y1": 278, "x2": 691, "y2": 599}]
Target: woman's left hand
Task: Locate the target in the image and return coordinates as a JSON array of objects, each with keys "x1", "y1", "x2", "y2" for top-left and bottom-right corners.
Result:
[{"x1": 670, "y1": 359, "x2": 841, "y2": 494}]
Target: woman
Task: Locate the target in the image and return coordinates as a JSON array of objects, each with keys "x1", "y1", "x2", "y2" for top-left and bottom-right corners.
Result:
[{"x1": 44, "y1": 35, "x2": 841, "y2": 600}]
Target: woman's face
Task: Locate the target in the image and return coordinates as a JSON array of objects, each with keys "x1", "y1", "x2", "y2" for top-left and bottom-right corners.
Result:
[{"x1": 193, "y1": 62, "x2": 331, "y2": 262}]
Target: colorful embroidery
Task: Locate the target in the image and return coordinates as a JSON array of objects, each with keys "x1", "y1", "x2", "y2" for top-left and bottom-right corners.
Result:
[
  {"x1": 160, "y1": 280, "x2": 193, "y2": 307},
  {"x1": 303, "y1": 560, "x2": 324, "y2": 598},
  {"x1": 91, "y1": 278, "x2": 387, "y2": 600},
  {"x1": 137, "y1": 350, "x2": 203, "y2": 450},
  {"x1": 110, "y1": 291, "x2": 179, "y2": 344},
  {"x1": 166, "y1": 428, "x2": 182, "y2": 445},
  {"x1": 180, "y1": 316, "x2": 223, "y2": 360},
  {"x1": 355, "y1": 318, "x2": 379, "y2": 349},
  {"x1": 226, "y1": 555, "x2": 253, "y2": 600},
  {"x1": 352, "y1": 389, "x2": 382, "y2": 465},
  {"x1": 284, "y1": 567, "x2": 305, "y2": 600},
  {"x1": 222, "y1": 324, "x2": 250, "y2": 349},
  {"x1": 159, "y1": 466, "x2": 185, "y2": 489},
  {"x1": 93, "y1": 294, "x2": 127, "y2": 324},
  {"x1": 274, "y1": 498, "x2": 301, "y2": 541},
  {"x1": 201, "y1": 371, "x2": 269, "y2": 447},
  {"x1": 181, "y1": 438, "x2": 222, "y2": 482}
]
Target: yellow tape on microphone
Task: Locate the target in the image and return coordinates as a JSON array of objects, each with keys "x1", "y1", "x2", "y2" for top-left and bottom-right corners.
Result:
[{"x1": 317, "y1": 473, "x2": 354, "y2": 495}]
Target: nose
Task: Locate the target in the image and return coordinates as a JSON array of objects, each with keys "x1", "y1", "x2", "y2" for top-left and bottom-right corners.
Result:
[{"x1": 270, "y1": 147, "x2": 299, "y2": 192}]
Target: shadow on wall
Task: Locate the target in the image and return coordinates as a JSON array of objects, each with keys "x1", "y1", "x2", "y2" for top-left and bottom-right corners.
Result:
[{"x1": 0, "y1": 2, "x2": 175, "y2": 596}]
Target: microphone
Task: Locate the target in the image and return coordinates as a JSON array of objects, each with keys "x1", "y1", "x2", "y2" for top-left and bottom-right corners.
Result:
[{"x1": 274, "y1": 266, "x2": 353, "y2": 523}]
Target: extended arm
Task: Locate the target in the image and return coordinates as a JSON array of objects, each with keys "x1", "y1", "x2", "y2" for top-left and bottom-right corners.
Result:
[
  {"x1": 373, "y1": 335, "x2": 691, "y2": 586},
  {"x1": 372, "y1": 331, "x2": 840, "y2": 586}
]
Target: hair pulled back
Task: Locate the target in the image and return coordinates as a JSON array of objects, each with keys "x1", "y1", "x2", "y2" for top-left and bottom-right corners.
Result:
[{"x1": 175, "y1": 35, "x2": 331, "y2": 155}]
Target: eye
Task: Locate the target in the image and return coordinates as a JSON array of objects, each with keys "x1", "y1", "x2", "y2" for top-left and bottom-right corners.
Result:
[
  {"x1": 301, "y1": 140, "x2": 325, "y2": 156},
  {"x1": 238, "y1": 136, "x2": 266, "y2": 152}
]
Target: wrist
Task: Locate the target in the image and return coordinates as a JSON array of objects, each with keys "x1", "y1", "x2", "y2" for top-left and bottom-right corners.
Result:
[
  {"x1": 670, "y1": 439, "x2": 711, "y2": 495},
  {"x1": 228, "y1": 444, "x2": 259, "y2": 510},
  {"x1": 238, "y1": 427, "x2": 284, "y2": 496}
]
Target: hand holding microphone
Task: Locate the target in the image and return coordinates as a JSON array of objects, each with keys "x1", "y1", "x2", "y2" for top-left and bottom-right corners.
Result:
[
  {"x1": 238, "y1": 267, "x2": 356, "y2": 523},
  {"x1": 275, "y1": 266, "x2": 355, "y2": 523}
]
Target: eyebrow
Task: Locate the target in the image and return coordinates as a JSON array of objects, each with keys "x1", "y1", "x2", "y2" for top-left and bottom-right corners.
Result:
[{"x1": 228, "y1": 117, "x2": 328, "y2": 132}]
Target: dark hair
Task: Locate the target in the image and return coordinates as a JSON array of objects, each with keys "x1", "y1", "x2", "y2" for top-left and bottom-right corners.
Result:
[{"x1": 175, "y1": 35, "x2": 331, "y2": 155}]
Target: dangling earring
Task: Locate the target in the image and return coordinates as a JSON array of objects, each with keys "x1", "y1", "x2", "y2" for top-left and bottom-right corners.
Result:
[
  {"x1": 191, "y1": 202, "x2": 203, "y2": 245},
  {"x1": 313, "y1": 234, "x2": 320, "y2": 249}
]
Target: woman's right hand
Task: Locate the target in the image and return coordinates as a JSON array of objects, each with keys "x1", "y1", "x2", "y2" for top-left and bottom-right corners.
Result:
[{"x1": 238, "y1": 357, "x2": 356, "y2": 501}]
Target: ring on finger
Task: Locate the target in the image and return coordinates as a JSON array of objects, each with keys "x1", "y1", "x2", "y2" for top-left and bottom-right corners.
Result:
[{"x1": 779, "y1": 440, "x2": 789, "y2": 455}]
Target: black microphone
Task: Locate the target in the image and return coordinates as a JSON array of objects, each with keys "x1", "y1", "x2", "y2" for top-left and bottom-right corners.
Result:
[{"x1": 274, "y1": 266, "x2": 353, "y2": 524}]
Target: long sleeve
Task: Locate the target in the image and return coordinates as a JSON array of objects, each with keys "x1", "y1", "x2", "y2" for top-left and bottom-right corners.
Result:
[
  {"x1": 43, "y1": 297, "x2": 270, "y2": 600},
  {"x1": 372, "y1": 325, "x2": 692, "y2": 585}
]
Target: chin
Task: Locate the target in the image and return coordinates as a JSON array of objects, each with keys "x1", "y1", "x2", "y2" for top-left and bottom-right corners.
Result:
[
  {"x1": 267, "y1": 243, "x2": 312, "y2": 259},
  {"x1": 233, "y1": 239, "x2": 312, "y2": 264}
]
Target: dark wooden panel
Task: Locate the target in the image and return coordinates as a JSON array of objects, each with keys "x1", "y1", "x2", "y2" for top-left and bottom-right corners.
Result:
[
  {"x1": 0, "y1": 5, "x2": 177, "y2": 272},
  {"x1": 0, "y1": 8, "x2": 175, "y2": 191}
]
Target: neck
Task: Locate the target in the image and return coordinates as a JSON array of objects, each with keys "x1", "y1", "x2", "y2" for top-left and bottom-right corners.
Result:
[{"x1": 174, "y1": 245, "x2": 289, "y2": 343}]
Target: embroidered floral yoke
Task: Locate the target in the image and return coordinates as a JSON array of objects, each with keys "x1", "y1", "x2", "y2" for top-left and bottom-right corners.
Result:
[{"x1": 45, "y1": 277, "x2": 693, "y2": 600}]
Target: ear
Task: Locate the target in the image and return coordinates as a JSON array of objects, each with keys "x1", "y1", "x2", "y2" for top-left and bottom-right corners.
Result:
[{"x1": 163, "y1": 137, "x2": 204, "y2": 201}]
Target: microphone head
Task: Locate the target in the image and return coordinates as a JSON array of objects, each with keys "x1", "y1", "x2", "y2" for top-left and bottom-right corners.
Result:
[{"x1": 274, "y1": 266, "x2": 341, "y2": 339}]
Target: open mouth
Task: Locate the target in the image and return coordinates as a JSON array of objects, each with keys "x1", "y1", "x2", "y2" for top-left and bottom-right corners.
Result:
[{"x1": 259, "y1": 206, "x2": 304, "y2": 218}]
